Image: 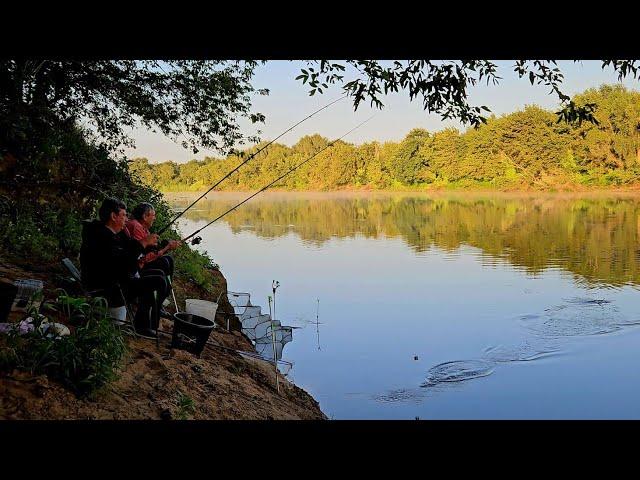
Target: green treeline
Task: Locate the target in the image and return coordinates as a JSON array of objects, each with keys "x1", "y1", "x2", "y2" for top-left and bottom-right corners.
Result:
[{"x1": 132, "y1": 85, "x2": 640, "y2": 192}]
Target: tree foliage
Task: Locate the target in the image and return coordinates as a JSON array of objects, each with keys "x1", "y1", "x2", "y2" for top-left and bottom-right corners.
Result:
[
  {"x1": 2, "y1": 60, "x2": 638, "y2": 159},
  {"x1": 296, "y1": 60, "x2": 640, "y2": 128},
  {"x1": 134, "y1": 86, "x2": 640, "y2": 192},
  {"x1": 0, "y1": 60, "x2": 268, "y2": 155}
]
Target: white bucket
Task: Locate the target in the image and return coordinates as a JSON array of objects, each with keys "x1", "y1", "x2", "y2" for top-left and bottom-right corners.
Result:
[
  {"x1": 108, "y1": 306, "x2": 127, "y2": 322},
  {"x1": 12, "y1": 279, "x2": 44, "y2": 312},
  {"x1": 185, "y1": 299, "x2": 218, "y2": 325}
]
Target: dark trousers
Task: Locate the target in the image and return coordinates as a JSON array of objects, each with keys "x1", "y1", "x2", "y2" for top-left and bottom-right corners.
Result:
[
  {"x1": 143, "y1": 255, "x2": 174, "y2": 279},
  {"x1": 124, "y1": 269, "x2": 168, "y2": 331},
  {"x1": 0, "y1": 280, "x2": 18, "y2": 322}
]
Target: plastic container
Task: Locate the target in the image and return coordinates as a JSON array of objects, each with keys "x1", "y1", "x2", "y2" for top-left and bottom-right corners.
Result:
[
  {"x1": 108, "y1": 306, "x2": 127, "y2": 323},
  {"x1": 12, "y1": 279, "x2": 44, "y2": 311},
  {"x1": 171, "y1": 312, "x2": 215, "y2": 357},
  {"x1": 185, "y1": 299, "x2": 219, "y2": 325}
]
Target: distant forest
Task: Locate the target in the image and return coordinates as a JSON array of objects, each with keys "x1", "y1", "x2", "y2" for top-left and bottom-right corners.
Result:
[{"x1": 130, "y1": 85, "x2": 640, "y2": 191}]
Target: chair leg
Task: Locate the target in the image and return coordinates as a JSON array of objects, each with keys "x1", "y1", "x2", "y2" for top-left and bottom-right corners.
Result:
[
  {"x1": 126, "y1": 304, "x2": 137, "y2": 337},
  {"x1": 154, "y1": 290, "x2": 159, "y2": 348},
  {"x1": 117, "y1": 285, "x2": 138, "y2": 338},
  {"x1": 167, "y1": 275, "x2": 179, "y2": 313}
]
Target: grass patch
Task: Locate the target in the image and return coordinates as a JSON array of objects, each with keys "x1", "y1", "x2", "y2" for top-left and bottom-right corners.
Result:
[
  {"x1": 175, "y1": 391, "x2": 196, "y2": 420},
  {"x1": 0, "y1": 293, "x2": 127, "y2": 397}
]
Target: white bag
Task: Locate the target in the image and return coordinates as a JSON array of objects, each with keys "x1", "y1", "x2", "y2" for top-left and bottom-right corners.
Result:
[
  {"x1": 108, "y1": 306, "x2": 127, "y2": 322},
  {"x1": 185, "y1": 299, "x2": 218, "y2": 325}
]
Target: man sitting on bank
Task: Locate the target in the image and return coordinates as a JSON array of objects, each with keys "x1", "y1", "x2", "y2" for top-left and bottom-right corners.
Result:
[
  {"x1": 125, "y1": 202, "x2": 181, "y2": 280},
  {"x1": 80, "y1": 198, "x2": 167, "y2": 337}
]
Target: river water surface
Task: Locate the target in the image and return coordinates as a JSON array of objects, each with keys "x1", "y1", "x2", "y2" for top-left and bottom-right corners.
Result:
[{"x1": 169, "y1": 191, "x2": 640, "y2": 419}]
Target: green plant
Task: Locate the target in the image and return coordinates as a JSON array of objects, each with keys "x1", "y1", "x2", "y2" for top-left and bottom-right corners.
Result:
[
  {"x1": 173, "y1": 245, "x2": 217, "y2": 291},
  {"x1": 175, "y1": 391, "x2": 196, "y2": 420},
  {"x1": 0, "y1": 208, "x2": 59, "y2": 262},
  {"x1": 0, "y1": 294, "x2": 126, "y2": 396},
  {"x1": 227, "y1": 363, "x2": 247, "y2": 376}
]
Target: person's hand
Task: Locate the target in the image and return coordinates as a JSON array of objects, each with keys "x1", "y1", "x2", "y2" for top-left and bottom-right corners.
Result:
[
  {"x1": 141, "y1": 233, "x2": 159, "y2": 248},
  {"x1": 167, "y1": 240, "x2": 181, "y2": 251}
]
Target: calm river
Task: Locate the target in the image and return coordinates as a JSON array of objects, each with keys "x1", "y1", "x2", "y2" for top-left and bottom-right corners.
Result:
[{"x1": 169, "y1": 191, "x2": 640, "y2": 419}]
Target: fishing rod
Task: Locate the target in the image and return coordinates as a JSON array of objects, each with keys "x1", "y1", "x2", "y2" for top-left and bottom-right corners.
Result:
[
  {"x1": 156, "y1": 95, "x2": 347, "y2": 235},
  {"x1": 316, "y1": 298, "x2": 320, "y2": 351},
  {"x1": 181, "y1": 114, "x2": 376, "y2": 245}
]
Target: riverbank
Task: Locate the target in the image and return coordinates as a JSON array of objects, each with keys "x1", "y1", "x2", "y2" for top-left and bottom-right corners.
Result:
[
  {"x1": 0, "y1": 256, "x2": 326, "y2": 420},
  {"x1": 163, "y1": 186, "x2": 640, "y2": 202}
]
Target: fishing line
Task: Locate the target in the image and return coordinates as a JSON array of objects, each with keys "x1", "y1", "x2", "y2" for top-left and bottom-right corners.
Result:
[
  {"x1": 182, "y1": 114, "x2": 376, "y2": 244},
  {"x1": 156, "y1": 93, "x2": 347, "y2": 234}
]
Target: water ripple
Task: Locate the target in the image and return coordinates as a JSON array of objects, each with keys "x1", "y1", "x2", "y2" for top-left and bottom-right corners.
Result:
[
  {"x1": 482, "y1": 341, "x2": 561, "y2": 363},
  {"x1": 420, "y1": 360, "x2": 495, "y2": 388},
  {"x1": 520, "y1": 297, "x2": 625, "y2": 337},
  {"x1": 372, "y1": 388, "x2": 429, "y2": 404}
]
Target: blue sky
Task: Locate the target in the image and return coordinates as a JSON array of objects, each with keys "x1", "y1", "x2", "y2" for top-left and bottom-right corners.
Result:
[{"x1": 124, "y1": 60, "x2": 640, "y2": 164}]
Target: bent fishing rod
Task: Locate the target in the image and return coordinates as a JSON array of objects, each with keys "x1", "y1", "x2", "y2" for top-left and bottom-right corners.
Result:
[
  {"x1": 156, "y1": 95, "x2": 347, "y2": 235},
  {"x1": 181, "y1": 114, "x2": 376, "y2": 245}
]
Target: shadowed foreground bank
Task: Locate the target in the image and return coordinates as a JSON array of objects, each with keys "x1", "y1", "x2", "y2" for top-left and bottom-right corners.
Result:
[{"x1": 0, "y1": 257, "x2": 326, "y2": 420}]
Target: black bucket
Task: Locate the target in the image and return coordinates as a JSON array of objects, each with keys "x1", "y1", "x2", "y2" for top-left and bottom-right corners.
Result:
[
  {"x1": 171, "y1": 312, "x2": 215, "y2": 357},
  {"x1": 0, "y1": 281, "x2": 18, "y2": 323}
]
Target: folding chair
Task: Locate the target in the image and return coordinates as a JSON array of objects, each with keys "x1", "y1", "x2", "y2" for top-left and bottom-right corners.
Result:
[
  {"x1": 62, "y1": 257, "x2": 133, "y2": 326},
  {"x1": 165, "y1": 274, "x2": 179, "y2": 312},
  {"x1": 61, "y1": 257, "x2": 160, "y2": 346}
]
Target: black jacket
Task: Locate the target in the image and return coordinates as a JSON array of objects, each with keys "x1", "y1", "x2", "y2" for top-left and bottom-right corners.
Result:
[{"x1": 80, "y1": 220, "x2": 144, "y2": 291}]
